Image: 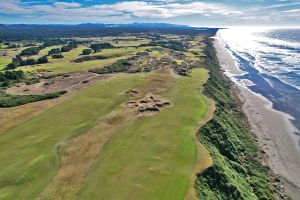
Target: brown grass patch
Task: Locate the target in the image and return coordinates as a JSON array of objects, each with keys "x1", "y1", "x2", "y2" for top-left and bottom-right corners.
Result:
[
  {"x1": 37, "y1": 108, "x2": 136, "y2": 200},
  {"x1": 0, "y1": 97, "x2": 66, "y2": 134},
  {"x1": 134, "y1": 68, "x2": 176, "y2": 96}
]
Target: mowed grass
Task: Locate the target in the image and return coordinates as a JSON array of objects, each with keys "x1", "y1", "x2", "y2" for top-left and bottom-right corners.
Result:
[
  {"x1": 0, "y1": 74, "x2": 147, "y2": 200},
  {"x1": 0, "y1": 57, "x2": 11, "y2": 70},
  {"x1": 78, "y1": 68, "x2": 210, "y2": 200},
  {"x1": 94, "y1": 46, "x2": 149, "y2": 57}
]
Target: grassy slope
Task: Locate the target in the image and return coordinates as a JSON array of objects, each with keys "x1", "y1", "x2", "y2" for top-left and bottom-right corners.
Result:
[
  {"x1": 0, "y1": 74, "x2": 146, "y2": 200},
  {"x1": 195, "y1": 39, "x2": 275, "y2": 200},
  {"x1": 78, "y1": 68, "x2": 210, "y2": 200}
]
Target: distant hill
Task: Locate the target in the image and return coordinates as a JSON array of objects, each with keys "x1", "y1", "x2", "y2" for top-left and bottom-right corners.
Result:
[{"x1": 0, "y1": 23, "x2": 218, "y2": 40}]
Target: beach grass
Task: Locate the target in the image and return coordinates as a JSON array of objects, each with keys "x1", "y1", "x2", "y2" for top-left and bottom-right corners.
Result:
[{"x1": 195, "y1": 39, "x2": 275, "y2": 200}]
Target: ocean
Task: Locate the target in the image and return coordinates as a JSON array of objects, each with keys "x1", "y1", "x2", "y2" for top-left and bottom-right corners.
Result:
[{"x1": 217, "y1": 28, "x2": 300, "y2": 133}]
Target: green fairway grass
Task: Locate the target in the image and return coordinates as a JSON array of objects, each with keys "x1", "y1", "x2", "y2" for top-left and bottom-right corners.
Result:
[
  {"x1": 22, "y1": 56, "x2": 131, "y2": 73},
  {"x1": 0, "y1": 57, "x2": 11, "y2": 70},
  {"x1": 78, "y1": 68, "x2": 210, "y2": 200},
  {"x1": 0, "y1": 74, "x2": 147, "y2": 200},
  {"x1": 94, "y1": 46, "x2": 149, "y2": 57},
  {"x1": 0, "y1": 67, "x2": 210, "y2": 200}
]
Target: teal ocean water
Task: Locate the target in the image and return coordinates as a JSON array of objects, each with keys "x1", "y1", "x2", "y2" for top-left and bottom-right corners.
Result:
[{"x1": 218, "y1": 28, "x2": 300, "y2": 133}]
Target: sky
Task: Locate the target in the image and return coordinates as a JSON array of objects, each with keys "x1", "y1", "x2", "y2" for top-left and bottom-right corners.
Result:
[{"x1": 0, "y1": 0, "x2": 300, "y2": 27}]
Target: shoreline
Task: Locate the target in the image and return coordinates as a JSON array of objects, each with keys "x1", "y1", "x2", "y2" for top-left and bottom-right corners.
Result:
[{"x1": 214, "y1": 37, "x2": 300, "y2": 200}]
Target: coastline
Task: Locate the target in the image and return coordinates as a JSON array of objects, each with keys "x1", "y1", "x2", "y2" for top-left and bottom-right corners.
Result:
[{"x1": 214, "y1": 37, "x2": 300, "y2": 199}]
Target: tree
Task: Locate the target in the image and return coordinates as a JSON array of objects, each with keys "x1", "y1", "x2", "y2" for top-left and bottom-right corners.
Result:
[
  {"x1": 20, "y1": 47, "x2": 40, "y2": 56},
  {"x1": 52, "y1": 54, "x2": 64, "y2": 59},
  {"x1": 82, "y1": 48, "x2": 93, "y2": 55},
  {"x1": 5, "y1": 63, "x2": 17, "y2": 70},
  {"x1": 25, "y1": 58, "x2": 37, "y2": 65},
  {"x1": 37, "y1": 56, "x2": 48, "y2": 64},
  {"x1": 90, "y1": 43, "x2": 114, "y2": 53},
  {"x1": 61, "y1": 42, "x2": 78, "y2": 52},
  {"x1": 48, "y1": 48, "x2": 61, "y2": 55}
]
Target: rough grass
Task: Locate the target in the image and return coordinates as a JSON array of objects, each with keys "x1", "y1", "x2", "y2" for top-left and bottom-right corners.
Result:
[
  {"x1": 78, "y1": 68, "x2": 210, "y2": 200},
  {"x1": 0, "y1": 96, "x2": 66, "y2": 135},
  {"x1": 0, "y1": 74, "x2": 146, "y2": 200}
]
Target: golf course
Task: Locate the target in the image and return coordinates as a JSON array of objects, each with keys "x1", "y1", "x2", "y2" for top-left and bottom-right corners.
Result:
[
  {"x1": 0, "y1": 68, "x2": 212, "y2": 200},
  {"x1": 0, "y1": 25, "x2": 279, "y2": 200}
]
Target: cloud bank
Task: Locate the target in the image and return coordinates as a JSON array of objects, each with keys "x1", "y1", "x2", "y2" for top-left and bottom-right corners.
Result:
[{"x1": 0, "y1": 0, "x2": 299, "y2": 26}]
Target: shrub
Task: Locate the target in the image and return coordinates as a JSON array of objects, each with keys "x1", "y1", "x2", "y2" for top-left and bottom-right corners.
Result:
[
  {"x1": 37, "y1": 56, "x2": 48, "y2": 64},
  {"x1": 5, "y1": 63, "x2": 17, "y2": 70},
  {"x1": 48, "y1": 48, "x2": 61, "y2": 55},
  {"x1": 89, "y1": 60, "x2": 131, "y2": 74},
  {"x1": 52, "y1": 54, "x2": 64, "y2": 59},
  {"x1": 82, "y1": 48, "x2": 93, "y2": 55},
  {"x1": 0, "y1": 90, "x2": 67, "y2": 107},
  {"x1": 90, "y1": 43, "x2": 114, "y2": 52},
  {"x1": 20, "y1": 47, "x2": 40, "y2": 56}
]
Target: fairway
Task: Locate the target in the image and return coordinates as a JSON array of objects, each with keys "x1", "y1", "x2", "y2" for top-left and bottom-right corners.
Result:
[
  {"x1": 78, "y1": 68, "x2": 210, "y2": 200},
  {"x1": 0, "y1": 74, "x2": 147, "y2": 200},
  {"x1": 0, "y1": 68, "x2": 211, "y2": 200},
  {"x1": 0, "y1": 57, "x2": 11, "y2": 70}
]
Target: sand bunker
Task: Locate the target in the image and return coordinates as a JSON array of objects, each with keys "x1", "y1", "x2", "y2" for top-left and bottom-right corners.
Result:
[{"x1": 126, "y1": 93, "x2": 170, "y2": 114}]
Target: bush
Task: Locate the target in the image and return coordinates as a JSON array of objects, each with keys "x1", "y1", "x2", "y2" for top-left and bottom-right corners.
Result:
[
  {"x1": 48, "y1": 48, "x2": 61, "y2": 55},
  {"x1": 90, "y1": 43, "x2": 114, "y2": 52},
  {"x1": 20, "y1": 47, "x2": 40, "y2": 56},
  {"x1": 61, "y1": 42, "x2": 78, "y2": 52},
  {"x1": 82, "y1": 48, "x2": 93, "y2": 55},
  {"x1": 0, "y1": 70, "x2": 24, "y2": 81},
  {"x1": 73, "y1": 55, "x2": 107, "y2": 63},
  {"x1": 24, "y1": 58, "x2": 37, "y2": 65},
  {"x1": 37, "y1": 56, "x2": 48, "y2": 64},
  {"x1": 52, "y1": 54, "x2": 64, "y2": 59},
  {"x1": 0, "y1": 90, "x2": 67, "y2": 107},
  {"x1": 89, "y1": 60, "x2": 131, "y2": 74},
  {"x1": 5, "y1": 63, "x2": 17, "y2": 70}
]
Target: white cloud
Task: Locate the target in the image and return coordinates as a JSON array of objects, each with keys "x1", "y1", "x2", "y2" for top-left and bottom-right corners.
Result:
[
  {"x1": 0, "y1": 0, "x2": 299, "y2": 25},
  {"x1": 283, "y1": 8, "x2": 300, "y2": 13},
  {"x1": 53, "y1": 2, "x2": 82, "y2": 8}
]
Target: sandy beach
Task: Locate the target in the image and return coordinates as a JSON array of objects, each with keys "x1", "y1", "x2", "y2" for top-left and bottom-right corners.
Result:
[{"x1": 214, "y1": 37, "x2": 300, "y2": 200}]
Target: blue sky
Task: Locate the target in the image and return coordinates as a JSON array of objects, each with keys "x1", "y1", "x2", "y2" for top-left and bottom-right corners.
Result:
[{"x1": 0, "y1": 0, "x2": 299, "y2": 26}]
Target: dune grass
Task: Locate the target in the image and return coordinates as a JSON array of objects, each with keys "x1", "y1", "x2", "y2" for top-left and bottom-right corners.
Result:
[
  {"x1": 78, "y1": 68, "x2": 210, "y2": 200},
  {"x1": 0, "y1": 74, "x2": 147, "y2": 200},
  {"x1": 195, "y1": 39, "x2": 275, "y2": 200}
]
